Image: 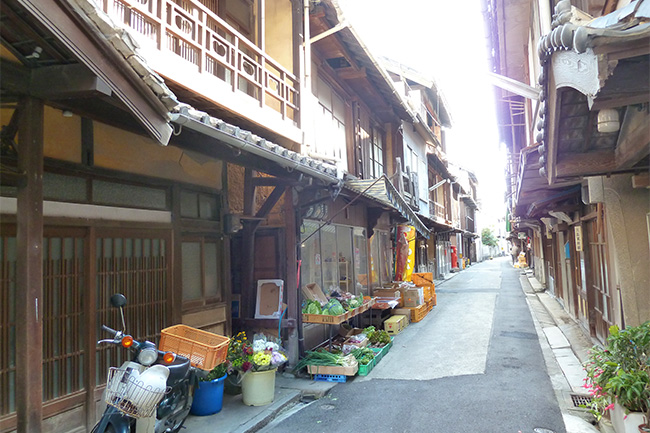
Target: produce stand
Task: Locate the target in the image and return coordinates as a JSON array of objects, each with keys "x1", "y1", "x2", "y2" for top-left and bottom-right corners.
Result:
[
  {"x1": 303, "y1": 298, "x2": 375, "y2": 351},
  {"x1": 302, "y1": 297, "x2": 375, "y2": 325}
]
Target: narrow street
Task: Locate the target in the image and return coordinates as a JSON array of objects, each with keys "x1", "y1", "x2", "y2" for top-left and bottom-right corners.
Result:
[{"x1": 260, "y1": 257, "x2": 566, "y2": 433}]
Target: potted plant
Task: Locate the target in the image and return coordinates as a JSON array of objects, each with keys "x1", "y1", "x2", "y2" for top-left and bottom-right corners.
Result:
[
  {"x1": 228, "y1": 332, "x2": 287, "y2": 406},
  {"x1": 583, "y1": 321, "x2": 649, "y2": 433},
  {"x1": 191, "y1": 361, "x2": 230, "y2": 416}
]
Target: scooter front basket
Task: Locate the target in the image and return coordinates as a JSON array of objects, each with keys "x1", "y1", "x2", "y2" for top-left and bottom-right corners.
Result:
[{"x1": 105, "y1": 367, "x2": 166, "y2": 418}]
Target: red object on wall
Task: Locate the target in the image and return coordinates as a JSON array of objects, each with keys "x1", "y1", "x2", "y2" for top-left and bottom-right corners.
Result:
[{"x1": 451, "y1": 245, "x2": 458, "y2": 269}]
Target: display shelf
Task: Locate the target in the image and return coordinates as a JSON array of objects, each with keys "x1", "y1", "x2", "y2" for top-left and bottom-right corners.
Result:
[{"x1": 302, "y1": 298, "x2": 375, "y2": 324}]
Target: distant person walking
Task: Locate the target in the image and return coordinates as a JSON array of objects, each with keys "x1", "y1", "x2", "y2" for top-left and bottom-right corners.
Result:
[{"x1": 510, "y1": 243, "x2": 520, "y2": 265}]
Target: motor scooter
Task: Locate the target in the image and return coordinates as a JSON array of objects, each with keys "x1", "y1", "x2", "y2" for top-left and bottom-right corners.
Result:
[{"x1": 92, "y1": 294, "x2": 196, "y2": 433}]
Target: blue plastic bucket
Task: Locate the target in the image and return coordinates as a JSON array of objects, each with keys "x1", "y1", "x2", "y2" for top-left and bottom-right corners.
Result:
[{"x1": 190, "y1": 374, "x2": 227, "y2": 416}]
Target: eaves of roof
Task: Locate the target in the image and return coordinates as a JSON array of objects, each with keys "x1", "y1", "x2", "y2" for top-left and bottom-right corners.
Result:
[
  {"x1": 322, "y1": 0, "x2": 414, "y2": 122},
  {"x1": 344, "y1": 175, "x2": 431, "y2": 238},
  {"x1": 66, "y1": 0, "x2": 342, "y2": 184}
]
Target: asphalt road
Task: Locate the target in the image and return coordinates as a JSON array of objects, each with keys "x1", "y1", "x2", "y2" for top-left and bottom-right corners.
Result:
[{"x1": 259, "y1": 257, "x2": 566, "y2": 433}]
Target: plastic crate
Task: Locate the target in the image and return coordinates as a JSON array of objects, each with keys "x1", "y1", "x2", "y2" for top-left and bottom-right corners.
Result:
[
  {"x1": 370, "y1": 347, "x2": 383, "y2": 364},
  {"x1": 357, "y1": 359, "x2": 374, "y2": 376},
  {"x1": 314, "y1": 374, "x2": 347, "y2": 383},
  {"x1": 409, "y1": 304, "x2": 429, "y2": 323},
  {"x1": 159, "y1": 324, "x2": 230, "y2": 370}
]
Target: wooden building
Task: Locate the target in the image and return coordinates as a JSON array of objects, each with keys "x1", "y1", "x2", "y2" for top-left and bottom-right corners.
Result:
[
  {"x1": 0, "y1": 0, "x2": 441, "y2": 431},
  {"x1": 486, "y1": 0, "x2": 649, "y2": 343}
]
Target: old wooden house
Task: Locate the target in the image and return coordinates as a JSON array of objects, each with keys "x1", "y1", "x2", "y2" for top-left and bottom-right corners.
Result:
[{"x1": 486, "y1": 0, "x2": 649, "y2": 342}]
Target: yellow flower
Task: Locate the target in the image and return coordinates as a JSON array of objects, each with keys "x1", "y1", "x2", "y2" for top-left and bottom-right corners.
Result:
[{"x1": 253, "y1": 352, "x2": 271, "y2": 366}]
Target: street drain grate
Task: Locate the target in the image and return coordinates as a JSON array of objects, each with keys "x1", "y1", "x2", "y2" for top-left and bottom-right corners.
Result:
[
  {"x1": 533, "y1": 429, "x2": 556, "y2": 433},
  {"x1": 570, "y1": 393, "x2": 593, "y2": 407}
]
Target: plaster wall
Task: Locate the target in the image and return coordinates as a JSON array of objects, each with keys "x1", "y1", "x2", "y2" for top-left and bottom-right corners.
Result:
[
  {"x1": 265, "y1": 0, "x2": 294, "y2": 73},
  {"x1": 94, "y1": 121, "x2": 223, "y2": 190},
  {"x1": 603, "y1": 173, "x2": 650, "y2": 327}
]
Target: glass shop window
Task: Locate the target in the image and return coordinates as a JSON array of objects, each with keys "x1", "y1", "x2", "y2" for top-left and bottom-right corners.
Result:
[
  {"x1": 353, "y1": 227, "x2": 369, "y2": 296},
  {"x1": 300, "y1": 221, "x2": 323, "y2": 291}
]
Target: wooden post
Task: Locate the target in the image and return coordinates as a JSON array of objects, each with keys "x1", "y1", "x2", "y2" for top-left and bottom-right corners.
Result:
[
  {"x1": 241, "y1": 168, "x2": 256, "y2": 318},
  {"x1": 292, "y1": 0, "x2": 303, "y2": 129},
  {"x1": 283, "y1": 187, "x2": 299, "y2": 365},
  {"x1": 171, "y1": 185, "x2": 183, "y2": 325},
  {"x1": 16, "y1": 97, "x2": 44, "y2": 433}
]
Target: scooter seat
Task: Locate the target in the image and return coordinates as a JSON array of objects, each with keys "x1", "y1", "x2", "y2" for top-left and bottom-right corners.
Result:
[{"x1": 166, "y1": 355, "x2": 191, "y2": 385}]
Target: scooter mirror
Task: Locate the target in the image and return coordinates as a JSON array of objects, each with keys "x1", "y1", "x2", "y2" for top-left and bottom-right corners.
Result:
[
  {"x1": 110, "y1": 294, "x2": 128, "y2": 332},
  {"x1": 110, "y1": 294, "x2": 127, "y2": 308}
]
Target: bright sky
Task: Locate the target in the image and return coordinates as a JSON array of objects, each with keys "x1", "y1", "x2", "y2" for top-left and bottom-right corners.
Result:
[{"x1": 337, "y1": 0, "x2": 507, "y2": 226}]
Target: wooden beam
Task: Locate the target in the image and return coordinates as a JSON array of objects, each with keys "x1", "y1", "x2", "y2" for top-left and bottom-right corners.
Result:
[
  {"x1": 337, "y1": 67, "x2": 367, "y2": 80},
  {"x1": 632, "y1": 173, "x2": 650, "y2": 189},
  {"x1": 31, "y1": 64, "x2": 112, "y2": 99},
  {"x1": 254, "y1": 185, "x2": 285, "y2": 221},
  {"x1": 15, "y1": 96, "x2": 44, "y2": 433},
  {"x1": 555, "y1": 150, "x2": 616, "y2": 178},
  {"x1": 615, "y1": 107, "x2": 650, "y2": 169}
]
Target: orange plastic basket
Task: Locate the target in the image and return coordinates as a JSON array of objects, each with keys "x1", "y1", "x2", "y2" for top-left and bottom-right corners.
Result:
[{"x1": 159, "y1": 324, "x2": 230, "y2": 371}]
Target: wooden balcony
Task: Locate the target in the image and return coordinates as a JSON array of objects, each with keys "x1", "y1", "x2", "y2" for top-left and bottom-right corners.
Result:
[
  {"x1": 98, "y1": 0, "x2": 301, "y2": 143},
  {"x1": 429, "y1": 200, "x2": 447, "y2": 222}
]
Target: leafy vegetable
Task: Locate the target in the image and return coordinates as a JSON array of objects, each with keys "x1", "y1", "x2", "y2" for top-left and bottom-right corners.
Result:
[
  {"x1": 347, "y1": 297, "x2": 362, "y2": 309},
  {"x1": 351, "y1": 348, "x2": 375, "y2": 365},
  {"x1": 322, "y1": 299, "x2": 345, "y2": 316},
  {"x1": 293, "y1": 350, "x2": 355, "y2": 372},
  {"x1": 369, "y1": 329, "x2": 391, "y2": 346},
  {"x1": 302, "y1": 300, "x2": 322, "y2": 314}
]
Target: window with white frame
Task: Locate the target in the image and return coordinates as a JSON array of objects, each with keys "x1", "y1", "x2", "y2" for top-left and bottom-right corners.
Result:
[
  {"x1": 369, "y1": 126, "x2": 384, "y2": 178},
  {"x1": 313, "y1": 77, "x2": 347, "y2": 167}
]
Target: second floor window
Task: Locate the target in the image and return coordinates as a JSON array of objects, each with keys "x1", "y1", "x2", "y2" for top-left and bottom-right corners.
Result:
[
  {"x1": 369, "y1": 127, "x2": 384, "y2": 178},
  {"x1": 313, "y1": 77, "x2": 347, "y2": 167}
]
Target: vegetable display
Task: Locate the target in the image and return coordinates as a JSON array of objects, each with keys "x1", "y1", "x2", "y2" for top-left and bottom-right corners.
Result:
[
  {"x1": 365, "y1": 327, "x2": 391, "y2": 347},
  {"x1": 351, "y1": 348, "x2": 375, "y2": 365},
  {"x1": 293, "y1": 350, "x2": 356, "y2": 372},
  {"x1": 322, "y1": 299, "x2": 345, "y2": 315}
]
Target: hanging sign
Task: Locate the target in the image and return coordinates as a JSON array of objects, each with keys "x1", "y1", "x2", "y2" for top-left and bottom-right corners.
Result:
[{"x1": 574, "y1": 226, "x2": 583, "y2": 252}]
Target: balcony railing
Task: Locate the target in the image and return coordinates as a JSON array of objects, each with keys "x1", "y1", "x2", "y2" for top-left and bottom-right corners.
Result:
[
  {"x1": 429, "y1": 200, "x2": 446, "y2": 221},
  {"x1": 98, "y1": 0, "x2": 299, "y2": 124}
]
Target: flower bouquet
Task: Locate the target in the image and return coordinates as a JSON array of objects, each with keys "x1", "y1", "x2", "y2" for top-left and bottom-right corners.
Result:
[
  {"x1": 228, "y1": 332, "x2": 287, "y2": 406},
  {"x1": 228, "y1": 332, "x2": 287, "y2": 375}
]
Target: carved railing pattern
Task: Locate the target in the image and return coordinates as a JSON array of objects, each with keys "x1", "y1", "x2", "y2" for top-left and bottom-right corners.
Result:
[{"x1": 98, "y1": 0, "x2": 298, "y2": 123}]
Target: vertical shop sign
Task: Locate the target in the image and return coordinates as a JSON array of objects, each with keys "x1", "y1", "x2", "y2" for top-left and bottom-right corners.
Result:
[{"x1": 574, "y1": 226, "x2": 583, "y2": 252}]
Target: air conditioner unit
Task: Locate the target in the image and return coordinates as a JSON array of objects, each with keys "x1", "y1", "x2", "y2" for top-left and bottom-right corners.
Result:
[{"x1": 582, "y1": 176, "x2": 605, "y2": 204}]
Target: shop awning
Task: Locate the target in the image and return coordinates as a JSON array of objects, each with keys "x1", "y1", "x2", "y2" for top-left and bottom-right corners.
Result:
[{"x1": 344, "y1": 175, "x2": 431, "y2": 238}]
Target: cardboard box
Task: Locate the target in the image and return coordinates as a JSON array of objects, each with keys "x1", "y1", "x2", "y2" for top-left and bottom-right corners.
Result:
[
  {"x1": 372, "y1": 288, "x2": 403, "y2": 307},
  {"x1": 403, "y1": 288, "x2": 424, "y2": 307},
  {"x1": 391, "y1": 309, "x2": 412, "y2": 324},
  {"x1": 384, "y1": 314, "x2": 408, "y2": 335},
  {"x1": 307, "y1": 358, "x2": 358, "y2": 376},
  {"x1": 372, "y1": 288, "x2": 401, "y2": 298},
  {"x1": 255, "y1": 279, "x2": 284, "y2": 319},
  {"x1": 302, "y1": 283, "x2": 328, "y2": 304}
]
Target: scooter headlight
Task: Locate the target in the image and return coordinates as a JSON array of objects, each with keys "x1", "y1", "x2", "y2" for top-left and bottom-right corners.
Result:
[{"x1": 137, "y1": 347, "x2": 158, "y2": 366}]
